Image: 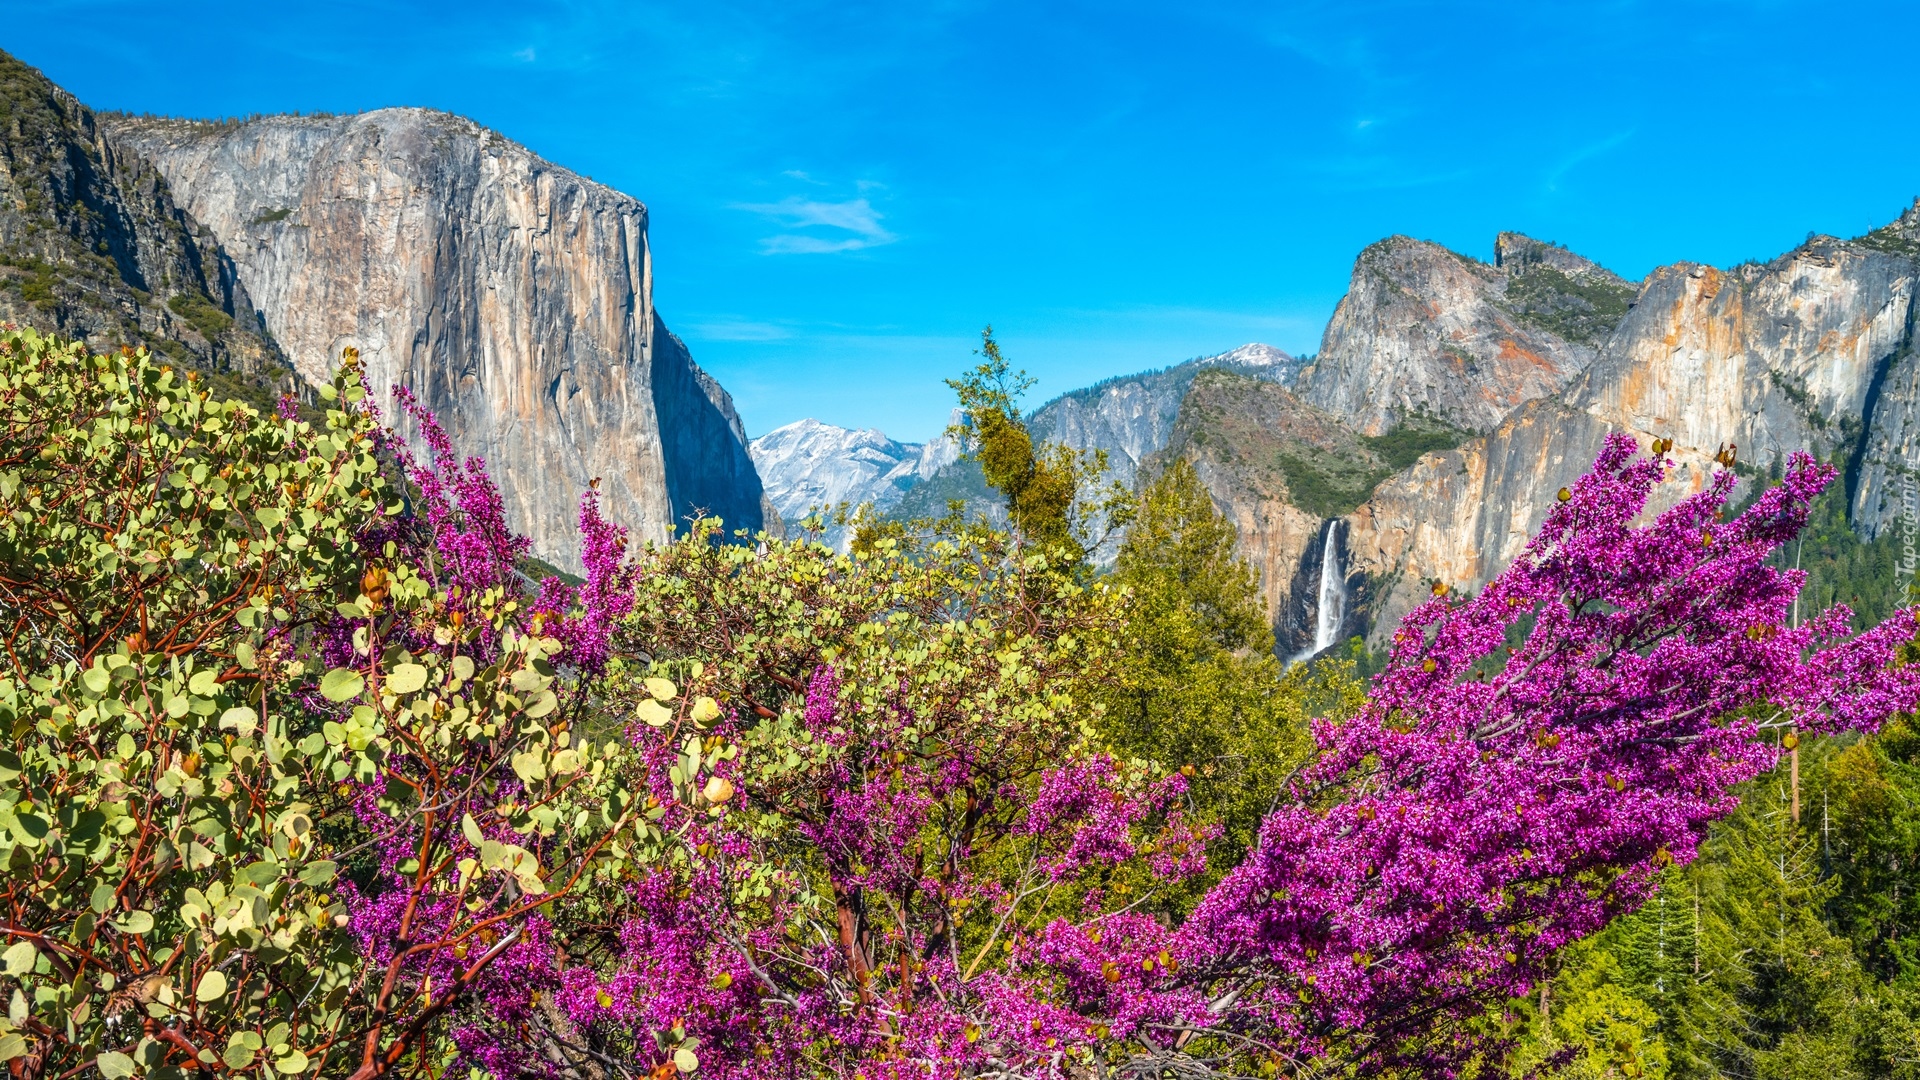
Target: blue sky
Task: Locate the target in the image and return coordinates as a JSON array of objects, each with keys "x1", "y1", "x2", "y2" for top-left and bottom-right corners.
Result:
[{"x1": 10, "y1": 1, "x2": 1920, "y2": 441}]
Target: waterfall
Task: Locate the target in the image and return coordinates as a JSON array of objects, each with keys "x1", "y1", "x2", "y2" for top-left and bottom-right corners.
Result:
[{"x1": 1291, "y1": 520, "x2": 1346, "y2": 666}]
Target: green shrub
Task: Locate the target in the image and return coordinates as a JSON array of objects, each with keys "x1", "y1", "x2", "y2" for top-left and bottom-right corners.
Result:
[
  {"x1": 1360, "y1": 417, "x2": 1468, "y2": 470},
  {"x1": 1503, "y1": 265, "x2": 1636, "y2": 346},
  {"x1": 166, "y1": 290, "x2": 233, "y2": 341},
  {"x1": 1274, "y1": 451, "x2": 1386, "y2": 519}
]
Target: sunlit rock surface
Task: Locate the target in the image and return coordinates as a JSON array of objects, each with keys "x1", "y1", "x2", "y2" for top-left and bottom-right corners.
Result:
[
  {"x1": 1343, "y1": 213, "x2": 1920, "y2": 643},
  {"x1": 107, "y1": 108, "x2": 771, "y2": 568}
]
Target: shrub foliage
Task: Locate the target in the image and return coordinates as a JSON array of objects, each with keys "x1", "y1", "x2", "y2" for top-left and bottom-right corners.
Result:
[{"x1": 2, "y1": 328, "x2": 1918, "y2": 1080}]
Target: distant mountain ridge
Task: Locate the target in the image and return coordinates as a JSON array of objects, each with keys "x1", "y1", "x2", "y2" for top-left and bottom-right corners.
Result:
[
  {"x1": 750, "y1": 343, "x2": 1300, "y2": 541},
  {"x1": 1342, "y1": 211, "x2": 1920, "y2": 644},
  {"x1": 760, "y1": 207, "x2": 1920, "y2": 667},
  {"x1": 1176, "y1": 206, "x2": 1920, "y2": 658},
  {"x1": 750, "y1": 413, "x2": 963, "y2": 548},
  {"x1": 1029, "y1": 343, "x2": 1300, "y2": 491}
]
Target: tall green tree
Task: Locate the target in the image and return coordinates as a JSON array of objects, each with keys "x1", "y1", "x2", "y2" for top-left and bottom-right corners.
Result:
[
  {"x1": 1823, "y1": 717, "x2": 1920, "y2": 984},
  {"x1": 1101, "y1": 458, "x2": 1337, "y2": 868},
  {"x1": 1513, "y1": 736, "x2": 1920, "y2": 1080},
  {"x1": 1680, "y1": 774, "x2": 1868, "y2": 1080},
  {"x1": 943, "y1": 328, "x2": 1128, "y2": 559}
]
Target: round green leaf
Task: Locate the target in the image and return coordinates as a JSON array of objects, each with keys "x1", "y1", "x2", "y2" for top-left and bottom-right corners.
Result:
[
  {"x1": 275, "y1": 1050, "x2": 310, "y2": 1074},
  {"x1": 116, "y1": 910, "x2": 154, "y2": 935},
  {"x1": 96, "y1": 1051, "x2": 136, "y2": 1079},
  {"x1": 673, "y1": 1047, "x2": 699, "y2": 1074},
  {"x1": 319, "y1": 668, "x2": 364, "y2": 703},
  {"x1": 196, "y1": 970, "x2": 228, "y2": 1003},
  {"x1": 1, "y1": 941, "x2": 35, "y2": 977},
  {"x1": 386, "y1": 663, "x2": 428, "y2": 695},
  {"x1": 223, "y1": 1043, "x2": 256, "y2": 1070},
  {"x1": 219, "y1": 706, "x2": 259, "y2": 737}
]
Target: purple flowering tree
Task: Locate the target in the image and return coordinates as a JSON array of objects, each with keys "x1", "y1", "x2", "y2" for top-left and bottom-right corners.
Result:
[
  {"x1": 467, "y1": 434, "x2": 1920, "y2": 1080},
  {"x1": 25, "y1": 329, "x2": 1900, "y2": 1080}
]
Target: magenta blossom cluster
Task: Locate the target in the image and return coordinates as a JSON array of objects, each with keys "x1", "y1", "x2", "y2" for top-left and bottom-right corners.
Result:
[
  {"x1": 530, "y1": 489, "x2": 637, "y2": 673},
  {"x1": 1169, "y1": 436, "x2": 1920, "y2": 1070},
  {"x1": 541, "y1": 663, "x2": 1219, "y2": 1078},
  {"x1": 337, "y1": 777, "x2": 560, "y2": 1079},
  {"x1": 334, "y1": 418, "x2": 1920, "y2": 1079},
  {"x1": 391, "y1": 386, "x2": 528, "y2": 598}
]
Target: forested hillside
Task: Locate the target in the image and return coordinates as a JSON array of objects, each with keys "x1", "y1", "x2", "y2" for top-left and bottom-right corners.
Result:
[{"x1": 1505, "y1": 476, "x2": 1920, "y2": 1079}]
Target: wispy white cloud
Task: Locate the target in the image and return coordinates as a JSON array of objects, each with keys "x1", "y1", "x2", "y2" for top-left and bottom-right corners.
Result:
[
  {"x1": 759, "y1": 235, "x2": 877, "y2": 254},
  {"x1": 735, "y1": 195, "x2": 898, "y2": 254},
  {"x1": 1543, "y1": 129, "x2": 1636, "y2": 192},
  {"x1": 681, "y1": 318, "x2": 792, "y2": 342}
]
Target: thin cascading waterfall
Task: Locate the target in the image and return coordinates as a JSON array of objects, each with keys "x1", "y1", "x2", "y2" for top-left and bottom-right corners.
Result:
[
  {"x1": 1290, "y1": 519, "x2": 1347, "y2": 665},
  {"x1": 1312, "y1": 519, "x2": 1347, "y2": 652}
]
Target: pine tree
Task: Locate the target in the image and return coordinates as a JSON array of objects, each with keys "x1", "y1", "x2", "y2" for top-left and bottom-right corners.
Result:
[
  {"x1": 1510, "y1": 871, "x2": 1692, "y2": 1080},
  {"x1": 1669, "y1": 771, "x2": 1870, "y2": 1080},
  {"x1": 1512, "y1": 732, "x2": 1920, "y2": 1080},
  {"x1": 1101, "y1": 458, "x2": 1342, "y2": 869},
  {"x1": 943, "y1": 328, "x2": 1128, "y2": 558},
  {"x1": 1822, "y1": 717, "x2": 1920, "y2": 983}
]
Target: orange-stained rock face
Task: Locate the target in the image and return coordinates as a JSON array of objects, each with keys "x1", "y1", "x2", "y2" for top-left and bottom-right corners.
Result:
[
  {"x1": 1183, "y1": 209, "x2": 1920, "y2": 652},
  {"x1": 1295, "y1": 233, "x2": 1633, "y2": 437},
  {"x1": 1341, "y1": 222, "x2": 1920, "y2": 646}
]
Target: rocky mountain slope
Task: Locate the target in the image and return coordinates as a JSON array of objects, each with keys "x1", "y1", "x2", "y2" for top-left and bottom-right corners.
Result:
[
  {"x1": 1295, "y1": 233, "x2": 1635, "y2": 435},
  {"x1": 104, "y1": 106, "x2": 772, "y2": 566},
  {"x1": 1342, "y1": 214, "x2": 1920, "y2": 643},
  {"x1": 1155, "y1": 370, "x2": 1374, "y2": 648},
  {"x1": 1028, "y1": 343, "x2": 1300, "y2": 491},
  {"x1": 0, "y1": 51, "x2": 287, "y2": 405},
  {"x1": 747, "y1": 343, "x2": 1298, "y2": 542},
  {"x1": 1178, "y1": 207, "x2": 1920, "y2": 656},
  {"x1": 1166, "y1": 236, "x2": 1636, "y2": 655}
]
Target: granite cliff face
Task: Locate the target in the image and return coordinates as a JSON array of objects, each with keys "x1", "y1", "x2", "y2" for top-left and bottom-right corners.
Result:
[
  {"x1": 1295, "y1": 234, "x2": 1634, "y2": 436},
  {"x1": 1160, "y1": 237, "x2": 1634, "y2": 656},
  {"x1": 0, "y1": 51, "x2": 286, "y2": 401},
  {"x1": 105, "y1": 108, "x2": 771, "y2": 567},
  {"x1": 1176, "y1": 213, "x2": 1920, "y2": 657},
  {"x1": 1327, "y1": 211, "x2": 1920, "y2": 646}
]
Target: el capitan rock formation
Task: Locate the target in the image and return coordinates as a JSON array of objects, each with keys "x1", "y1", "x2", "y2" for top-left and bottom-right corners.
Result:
[{"x1": 105, "y1": 107, "x2": 772, "y2": 567}]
